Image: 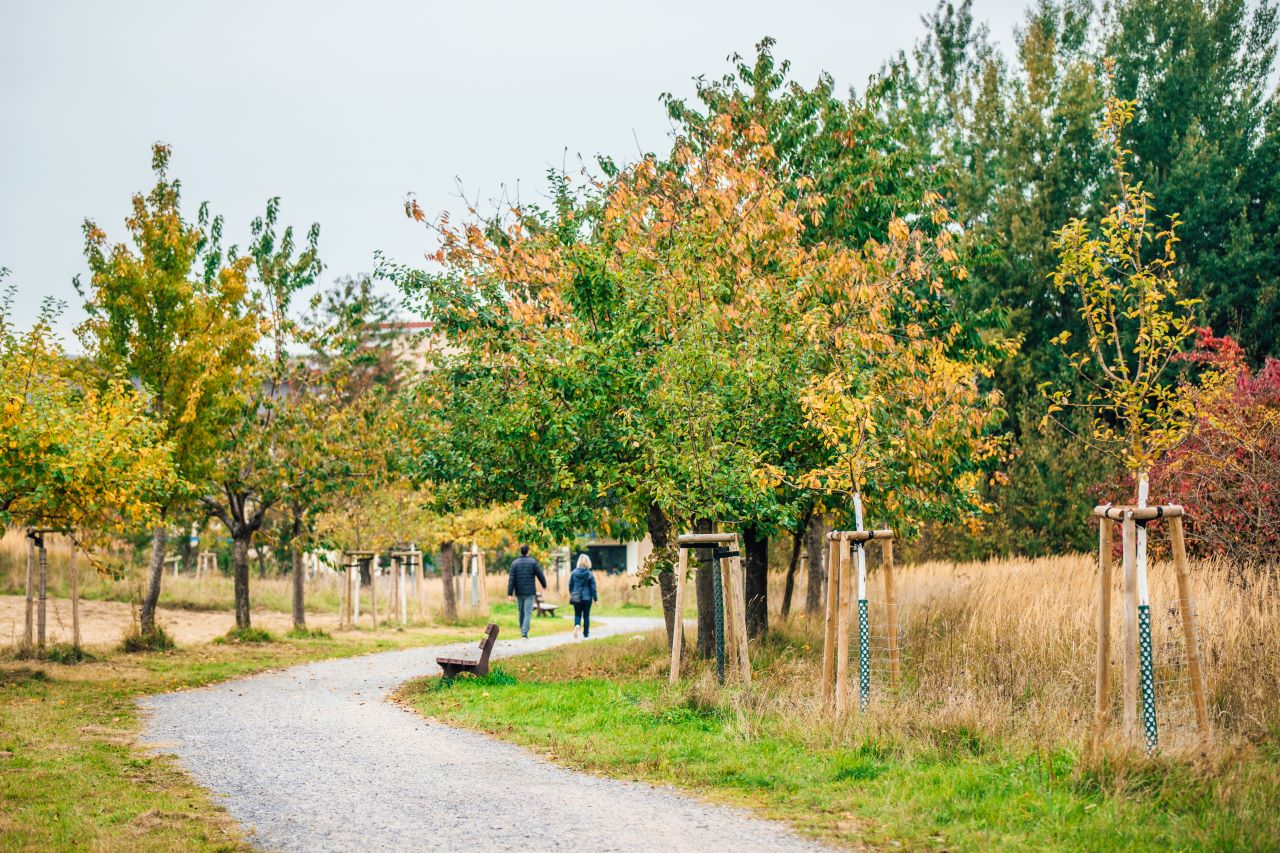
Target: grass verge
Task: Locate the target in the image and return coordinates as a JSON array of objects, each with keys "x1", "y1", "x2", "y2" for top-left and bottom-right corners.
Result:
[
  {"x1": 401, "y1": 628, "x2": 1279, "y2": 852},
  {"x1": 0, "y1": 609, "x2": 569, "y2": 852}
]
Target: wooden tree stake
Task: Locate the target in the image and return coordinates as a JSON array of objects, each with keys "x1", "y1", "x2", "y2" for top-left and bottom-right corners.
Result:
[
  {"x1": 70, "y1": 542, "x2": 81, "y2": 648},
  {"x1": 835, "y1": 536, "x2": 852, "y2": 715},
  {"x1": 726, "y1": 542, "x2": 751, "y2": 685},
  {"x1": 1095, "y1": 517, "x2": 1114, "y2": 737},
  {"x1": 882, "y1": 538, "x2": 900, "y2": 689},
  {"x1": 669, "y1": 547, "x2": 688, "y2": 684},
  {"x1": 369, "y1": 557, "x2": 379, "y2": 628},
  {"x1": 1121, "y1": 513, "x2": 1139, "y2": 744},
  {"x1": 821, "y1": 536, "x2": 839, "y2": 707},
  {"x1": 23, "y1": 535, "x2": 34, "y2": 648}
]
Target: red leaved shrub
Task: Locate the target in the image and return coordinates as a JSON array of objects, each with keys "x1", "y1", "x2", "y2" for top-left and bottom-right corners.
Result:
[{"x1": 1149, "y1": 329, "x2": 1280, "y2": 570}]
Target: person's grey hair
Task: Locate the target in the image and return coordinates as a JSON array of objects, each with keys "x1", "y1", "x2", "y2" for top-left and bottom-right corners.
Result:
[{"x1": 575, "y1": 553, "x2": 592, "y2": 570}]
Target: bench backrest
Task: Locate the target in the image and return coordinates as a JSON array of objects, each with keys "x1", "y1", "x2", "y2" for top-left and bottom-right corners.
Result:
[{"x1": 475, "y1": 622, "x2": 499, "y2": 675}]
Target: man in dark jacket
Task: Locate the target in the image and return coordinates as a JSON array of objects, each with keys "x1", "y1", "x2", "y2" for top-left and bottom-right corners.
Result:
[{"x1": 507, "y1": 545, "x2": 547, "y2": 638}]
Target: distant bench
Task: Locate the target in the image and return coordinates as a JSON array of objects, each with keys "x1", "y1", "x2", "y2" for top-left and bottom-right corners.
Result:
[
  {"x1": 534, "y1": 593, "x2": 559, "y2": 618},
  {"x1": 436, "y1": 623, "x2": 499, "y2": 678}
]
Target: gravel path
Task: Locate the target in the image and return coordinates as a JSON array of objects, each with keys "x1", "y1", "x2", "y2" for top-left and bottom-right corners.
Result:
[{"x1": 140, "y1": 617, "x2": 828, "y2": 852}]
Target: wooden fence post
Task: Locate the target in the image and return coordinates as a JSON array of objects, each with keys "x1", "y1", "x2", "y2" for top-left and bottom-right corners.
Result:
[
  {"x1": 669, "y1": 547, "x2": 688, "y2": 684},
  {"x1": 1095, "y1": 516, "x2": 1114, "y2": 739},
  {"x1": 1169, "y1": 515, "x2": 1211, "y2": 741}
]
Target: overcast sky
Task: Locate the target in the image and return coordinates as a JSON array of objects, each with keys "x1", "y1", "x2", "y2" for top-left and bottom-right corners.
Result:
[{"x1": 0, "y1": 0, "x2": 1030, "y2": 342}]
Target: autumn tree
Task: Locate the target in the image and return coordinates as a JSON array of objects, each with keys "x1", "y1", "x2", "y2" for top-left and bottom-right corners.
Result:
[
  {"x1": 1042, "y1": 91, "x2": 1199, "y2": 494},
  {"x1": 77, "y1": 144, "x2": 258, "y2": 643},
  {"x1": 2, "y1": 272, "x2": 173, "y2": 532},
  {"x1": 202, "y1": 198, "x2": 322, "y2": 630}
]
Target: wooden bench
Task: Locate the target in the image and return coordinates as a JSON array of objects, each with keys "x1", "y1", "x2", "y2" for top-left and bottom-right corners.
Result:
[
  {"x1": 436, "y1": 623, "x2": 499, "y2": 678},
  {"x1": 534, "y1": 593, "x2": 559, "y2": 618}
]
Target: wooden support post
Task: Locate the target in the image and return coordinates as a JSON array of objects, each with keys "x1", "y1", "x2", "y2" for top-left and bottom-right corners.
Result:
[
  {"x1": 351, "y1": 557, "x2": 360, "y2": 623},
  {"x1": 399, "y1": 557, "x2": 408, "y2": 625},
  {"x1": 1169, "y1": 516, "x2": 1211, "y2": 741},
  {"x1": 70, "y1": 543, "x2": 81, "y2": 648},
  {"x1": 36, "y1": 536, "x2": 47, "y2": 651},
  {"x1": 339, "y1": 561, "x2": 348, "y2": 629},
  {"x1": 23, "y1": 535, "x2": 34, "y2": 648},
  {"x1": 390, "y1": 556, "x2": 399, "y2": 622},
  {"x1": 1095, "y1": 516, "x2": 1114, "y2": 738},
  {"x1": 726, "y1": 539, "x2": 751, "y2": 685},
  {"x1": 369, "y1": 557, "x2": 379, "y2": 628},
  {"x1": 478, "y1": 549, "x2": 489, "y2": 609},
  {"x1": 835, "y1": 536, "x2": 852, "y2": 715},
  {"x1": 821, "y1": 536, "x2": 840, "y2": 709},
  {"x1": 882, "y1": 538, "x2": 900, "y2": 689},
  {"x1": 669, "y1": 547, "x2": 689, "y2": 683},
  {"x1": 719, "y1": 548, "x2": 738, "y2": 680},
  {"x1": 1121, "y1": 513, "x2": 1139, "y2": 745},
  {"x1": 417, "y1": 552, "x2": 428, "y2": 620}
]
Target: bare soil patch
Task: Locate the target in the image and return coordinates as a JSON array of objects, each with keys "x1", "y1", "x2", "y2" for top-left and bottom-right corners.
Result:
[{"x1": 0, "y1": 594, "x2": 342, "y2": 648}]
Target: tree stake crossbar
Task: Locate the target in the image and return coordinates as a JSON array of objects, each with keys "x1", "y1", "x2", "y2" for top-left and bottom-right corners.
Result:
[
  {"x1": 668, "y1": 532, "x2": 751, "y2": 686},
  {"x1": 1091, "y1": 503, "x2": 1211, "y2": 752},
  {"x1": 821, "y1": 522, "x2": 898, "y2": 716}
]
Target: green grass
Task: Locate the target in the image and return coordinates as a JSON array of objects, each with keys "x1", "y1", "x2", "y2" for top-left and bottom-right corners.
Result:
[
  {"x1": 0, "y1": 621, "x2": 529, "y2": 852},
  {"x1": 402, "y1": 632, "x2": 1280, "y2": 852}
]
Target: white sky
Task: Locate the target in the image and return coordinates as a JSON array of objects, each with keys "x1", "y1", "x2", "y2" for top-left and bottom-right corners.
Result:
[{"x1": 0, "y1": 0, "x2": 1030, "y2": 343}]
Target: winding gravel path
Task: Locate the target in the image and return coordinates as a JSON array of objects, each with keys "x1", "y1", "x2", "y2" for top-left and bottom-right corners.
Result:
[{"x1": 141, "y1": 617, "x2": 827, "y2": 852}]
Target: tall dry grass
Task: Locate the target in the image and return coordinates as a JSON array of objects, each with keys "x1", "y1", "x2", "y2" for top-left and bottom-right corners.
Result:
[{"x1": 692, "y1": 552, "x2": 1280, "y2": 760}]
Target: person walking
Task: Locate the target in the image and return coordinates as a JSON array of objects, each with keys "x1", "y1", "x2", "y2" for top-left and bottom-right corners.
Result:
[
  {"x1": 568, "y1": 554, "x2": 598, "y2": 639},
  {"x1": 507, "y1": 545, "x2": 546, "y2": 638}
]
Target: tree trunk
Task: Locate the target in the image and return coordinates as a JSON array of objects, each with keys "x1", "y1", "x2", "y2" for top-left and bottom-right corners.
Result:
[
  {"x1": 291, "y1": 536, "x2": 306, "y2": 631},
  {"x1": 232, "y1": 535, "x2": 252, "y2": 629},
  {"x1": 256, "y1": 544, "x2": 268, "y2": 578},
  {"x1": 140, "y1": 518, "x2": 168, "y2": 637},
  {"x1": 743, "y1": 525, "x2": 768, "y2": 639},
  {"x1": 805, "y1": 513, "x2": 827, "y2": 615},
  {"x1": 648, "y1": 502, "x2": 680, "y2": 651},
  {"x1": 694, "y1": 518, "x2": 715, "y2": 659},
  {"x1": 781, "y1": 506, "x2": 813, "y2": 620},
  {"x1": 440, "y1": 541, "x2": 458, "y2": 621}
]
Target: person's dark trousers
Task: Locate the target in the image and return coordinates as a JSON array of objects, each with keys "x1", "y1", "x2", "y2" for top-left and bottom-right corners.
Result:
[
  {"x1": 516, "y1": 594, "x2": 535, "y2": 637},
  {"x1": 572, "y1": 600, "x2": 592, "y2": 637}
]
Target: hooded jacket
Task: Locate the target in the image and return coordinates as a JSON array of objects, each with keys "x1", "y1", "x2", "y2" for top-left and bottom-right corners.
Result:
[{"x1": 568, "y1": 566, "x2": 598, "y2": 603}]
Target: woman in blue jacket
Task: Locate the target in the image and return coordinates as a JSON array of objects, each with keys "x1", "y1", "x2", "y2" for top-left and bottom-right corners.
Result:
[{"x1": 569, "y1": 554, "x2": 598, "y2": 639}]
